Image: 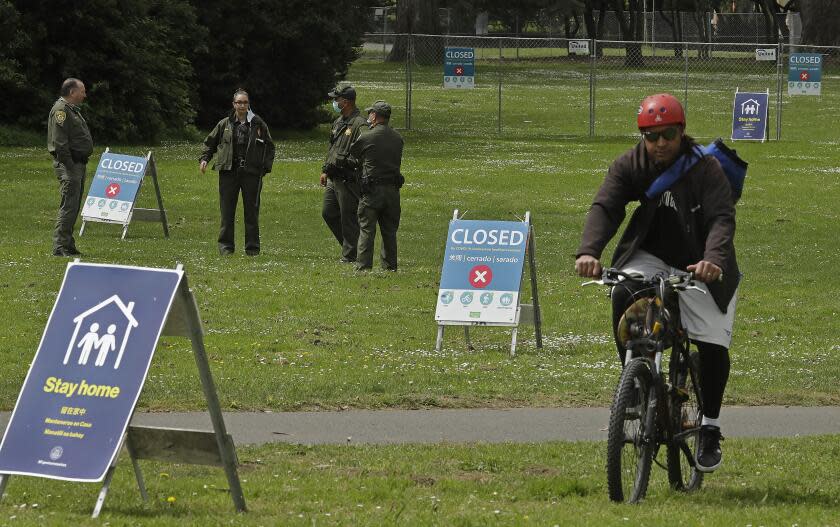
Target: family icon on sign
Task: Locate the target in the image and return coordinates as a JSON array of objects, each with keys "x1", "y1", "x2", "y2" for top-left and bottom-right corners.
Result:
[
  {"x1": 62, "y1": 295, "x2": 139, "y2": 370},
  {"x1": 76, "y1": 323, "x2": 117, "y2": 366}
]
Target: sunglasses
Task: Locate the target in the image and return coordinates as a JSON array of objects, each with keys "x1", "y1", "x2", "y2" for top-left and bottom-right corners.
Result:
[{"x1": 641, "y1": 127, "x2": 680, "y2": 142}]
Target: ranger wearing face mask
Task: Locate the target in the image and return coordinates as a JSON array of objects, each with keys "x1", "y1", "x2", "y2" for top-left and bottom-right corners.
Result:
[
  {"x1": 348, "y1": 100, "x2": 404, "y2": 271},
  {"x1": 320, "y1": 84, "x2": 367, "y2": 263}
]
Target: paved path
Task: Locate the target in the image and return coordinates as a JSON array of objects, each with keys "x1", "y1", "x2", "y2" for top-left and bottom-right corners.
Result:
[{"x1": 4, "y1": 406, "x2": 838, "y2": 446}]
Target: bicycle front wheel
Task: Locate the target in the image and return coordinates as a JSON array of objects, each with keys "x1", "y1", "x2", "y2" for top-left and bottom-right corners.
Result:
[
  {"x1": 606, "y1": 358, "x2": 655, "y2": 503},
  {"x1": 667, "y1": 348, "x2": 704, "y2": 492}
]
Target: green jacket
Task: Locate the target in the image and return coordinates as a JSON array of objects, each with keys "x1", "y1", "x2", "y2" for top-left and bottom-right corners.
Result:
[
  {"x1": 349, "y1": 124, "x2": 404, "y2": 182},
  {"x1": 47, "y1": 97, "x2": 93, "y2": 167},
  {"x1": 322, "y1": 108, "x2": 368, "y2": 178},
  {"x1": 200, "y1": 110, "x2": 275, "y2": 176}
]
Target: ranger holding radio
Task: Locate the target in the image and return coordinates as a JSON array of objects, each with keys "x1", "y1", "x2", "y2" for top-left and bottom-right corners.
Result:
[{"x1": 320, "y1": 84, "x2": 367, "y2": 263}]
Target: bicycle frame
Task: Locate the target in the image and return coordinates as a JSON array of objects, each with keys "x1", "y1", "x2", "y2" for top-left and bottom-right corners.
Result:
[{"x1": 589, "y1": 268, "x2": 706, "y2": 502}]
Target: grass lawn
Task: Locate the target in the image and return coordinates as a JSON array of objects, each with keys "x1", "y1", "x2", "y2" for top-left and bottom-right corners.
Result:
[
  {"x1": 0, "y1": 126, "x2": 837, "y2": 412},
  {"x1": 0, "y1": 435, "x2": 838, "y2": 525}
]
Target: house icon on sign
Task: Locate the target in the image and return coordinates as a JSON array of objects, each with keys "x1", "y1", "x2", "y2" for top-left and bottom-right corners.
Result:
[
  {"x1": 741, "y1": 99, "x2": 760, "y2": 116},
  {"x1": 63, "y1": 295, "x2": 139, "y2": 369}
]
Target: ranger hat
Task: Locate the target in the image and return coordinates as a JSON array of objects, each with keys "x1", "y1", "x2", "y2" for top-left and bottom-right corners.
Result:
[
  {"x1": 365, "y1": 100, "x2": 392, "y2": 119},
  {"x1": 328, "y1": 84, "x2": 356, "y2": 100}
]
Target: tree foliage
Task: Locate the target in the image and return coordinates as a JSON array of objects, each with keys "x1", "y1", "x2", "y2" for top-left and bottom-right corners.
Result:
[
  {"x1": 192, "y1": 0, "x2": 370, "y2": 129},
  {"x1": 799, "y1": 0, "x2": 840, "y2": 45},
  {"x1": 1, "y1": 0, "x2": 201, "y2": 142},
  {"x1": 0, "y1": 0, "x2": 370, "y2": 141}
]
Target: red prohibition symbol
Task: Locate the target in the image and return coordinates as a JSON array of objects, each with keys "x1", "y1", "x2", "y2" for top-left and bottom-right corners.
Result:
[{"x1": 469, "y1": 264, "x2": 493, "y2": 288}]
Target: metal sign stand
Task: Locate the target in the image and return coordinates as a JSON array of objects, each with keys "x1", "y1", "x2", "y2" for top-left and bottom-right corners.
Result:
[
  {"x1": 79, "y1": 148, "x2": 170, "y2": 240},
  {"x1": 434, "y1": 211, "x2": 543, "y2": 357},
  {"x1": 0, "y1": 264, "x2": 245, "y2": 518}
]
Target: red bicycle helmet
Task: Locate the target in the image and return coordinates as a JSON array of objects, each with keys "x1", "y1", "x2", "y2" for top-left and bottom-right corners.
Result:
[{"x1": 637, "y1": 93, "x2": 685, "y2": 129}]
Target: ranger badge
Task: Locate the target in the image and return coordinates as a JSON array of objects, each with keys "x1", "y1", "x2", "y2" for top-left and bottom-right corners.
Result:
[{"x1": 55, "y1": 110, "x2": 66, "y2": 125}]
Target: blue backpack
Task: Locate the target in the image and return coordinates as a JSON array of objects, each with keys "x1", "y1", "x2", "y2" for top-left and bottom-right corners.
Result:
[{"x1": 645, "y1": 138, "x2": 748, "y2": 203}]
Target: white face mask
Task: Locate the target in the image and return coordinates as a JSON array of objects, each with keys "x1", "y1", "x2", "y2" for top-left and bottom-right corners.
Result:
[{"x1": 332, "y1": 100, "x2": 342, "y2": 113}]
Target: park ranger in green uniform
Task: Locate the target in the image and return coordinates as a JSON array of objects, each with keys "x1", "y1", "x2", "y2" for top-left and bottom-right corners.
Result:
[
  {"x1": 47, "y1": 78, "x2": 93, "y2": 257},
  {"x1": 349, "y1": 100, "x2": 404, "y2": 271},
  {"x1": 320, "y1": 84, "x2": 367, "y2": 263}
]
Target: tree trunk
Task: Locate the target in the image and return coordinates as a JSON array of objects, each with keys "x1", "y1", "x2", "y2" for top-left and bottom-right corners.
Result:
[
  {"x1": 387, "y1": 0, "x2": 441, "y2": 63},
  {"x1": 658, "y1": 8, "x2": 684, "y2": 57},
  {"x1": 613, "y1": 0, "x2": 645, "y2": 66},
  {"x1": 799, "y1": 0, "x2": 840, "y2": 45}
]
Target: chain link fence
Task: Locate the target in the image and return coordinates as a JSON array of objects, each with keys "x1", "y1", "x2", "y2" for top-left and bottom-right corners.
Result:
[
  {"x1": 354, "y1": 34, "x2": 839, "y2": 141},
  {"x1": 367, "y1": 7, "x2": 795, "y2": 44}
]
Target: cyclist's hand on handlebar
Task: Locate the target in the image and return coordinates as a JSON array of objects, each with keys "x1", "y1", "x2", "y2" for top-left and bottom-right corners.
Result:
[
  {"x1": 687, "y1": 260, "x2": 722, "y2": 283},
  {"x1": 575, "y1": 255, "x2": 602, "y2": 278}
]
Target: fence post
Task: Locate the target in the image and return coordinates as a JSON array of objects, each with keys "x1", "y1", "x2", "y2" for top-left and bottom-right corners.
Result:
[
  {"x1": 683, "y1": 41, "x2": 690, "y2": 116},
  {"x1": 406, "y1": 34, "x2": 413, "y2": 130},
  {"x1": 776, "y1": 40, "x2": 784, "y2": 140},
  {"x1": 498, "y1": 37, "x2": 503, "y2": 134},
  {"x1": 589, "y1": 38, "x2": 596, "y2": 137},
  {"x1": 652, "y1": 11, "x2": 656, "y2": 55}
]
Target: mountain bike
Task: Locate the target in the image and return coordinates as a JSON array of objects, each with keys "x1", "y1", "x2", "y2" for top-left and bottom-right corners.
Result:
[{"x1": 584, "y1": 268, "x2": 706, "y2": 503}]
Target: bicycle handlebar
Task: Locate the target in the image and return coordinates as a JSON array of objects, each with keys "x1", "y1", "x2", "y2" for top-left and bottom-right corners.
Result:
[{"x1": 582, "y1": 268, "x2": 704, "y2": 293}]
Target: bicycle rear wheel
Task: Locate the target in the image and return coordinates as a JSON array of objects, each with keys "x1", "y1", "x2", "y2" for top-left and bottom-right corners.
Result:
[
  {"x1": 667, "y1": 347, "x2": 704, "y2": 492},
  {"x1": 607, "y1": 358, "x2": 655, "y2": 503}
]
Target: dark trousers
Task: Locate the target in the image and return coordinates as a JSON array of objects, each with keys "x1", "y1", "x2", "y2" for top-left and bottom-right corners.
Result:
[
  {"x1": 52, "y1": 161, "x2": 86, "y2": 252},
  {"x1": 356, "y1": 184, "x2": 400, "y2": 270},
  {"x1": 218, "y1": 169, "x2": 262, "y2": 253},
  {"x1": 321, "y1": 177, "x2": 360, "y2": 260}
]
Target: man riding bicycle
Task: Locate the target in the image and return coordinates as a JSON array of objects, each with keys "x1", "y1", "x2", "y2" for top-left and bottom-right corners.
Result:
[{"x1": 575, "y1": 93, "x2": 740, "y2": 473}]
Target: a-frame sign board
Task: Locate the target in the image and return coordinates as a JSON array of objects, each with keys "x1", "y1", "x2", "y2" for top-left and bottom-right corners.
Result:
[
  {"x1": 0, "y1": 262, "x2": 244, "y2": 517},
  {"x1": 433, "y1": 210, "x2": 543, "y2": 357},
  {"x1": 79, "y1": 148, "x2": 170, "y2": 240}
]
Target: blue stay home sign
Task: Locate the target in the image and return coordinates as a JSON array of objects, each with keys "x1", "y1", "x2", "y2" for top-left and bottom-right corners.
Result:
[
  {"x1": 0, "y1": 262, "x2": 182, "y2": 482},
  {"x1": 731, "y1": 91, "x2": 769, "y2": 141}
]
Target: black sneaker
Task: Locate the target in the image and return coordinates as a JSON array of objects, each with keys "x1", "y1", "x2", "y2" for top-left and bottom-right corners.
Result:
[
  {"x1": 219, "y1": 247, "x2": 234, "y2": 255},
  {"x1": 696, "y1": 425, "x2": 723, "y2": 472}
]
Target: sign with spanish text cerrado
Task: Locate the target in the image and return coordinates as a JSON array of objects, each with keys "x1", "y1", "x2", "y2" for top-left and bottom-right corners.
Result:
[
  {"x1": 444, "y1": 47, "x2": 475, "y2": 89},
  {"x1": 81, "y1": 152, "x2": 148, "y2": 224},
  {"x1": 435, "y1": 220, "x2": 528, "y2": 324},
  {"x1": 0, "y1": 262, "x2": 182, "y2": 482},
  {"x1": 788, "y1": 53, "x2": 822, "y2": 96}
]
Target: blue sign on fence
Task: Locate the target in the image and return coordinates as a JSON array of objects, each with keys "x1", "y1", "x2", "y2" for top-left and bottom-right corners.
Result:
[
  {"x1": 444, "y1": 47, "x2": 475, "y2": 89},
  {"x1": 731, "y1": 91, "x2": 769, "y2": 141},
  {"x1": 81, "y1": 152, "x2": 148, "y2": 224},
  {"x1": 788, "y1": 53, "x2": 822, "y2": 96},
  {"x1": 0, "y1": 262, "x2": 182, "y2": 482},
  {"x1": 435, "y1": 220, "x2": 528, "y2": 323}
]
